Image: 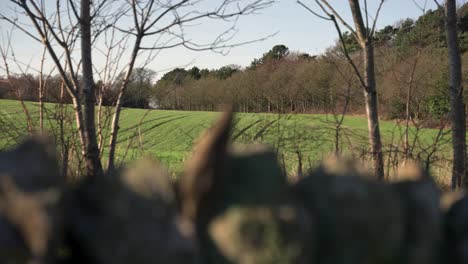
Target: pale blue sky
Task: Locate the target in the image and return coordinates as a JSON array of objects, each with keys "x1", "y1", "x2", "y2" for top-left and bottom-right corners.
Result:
[{"x1": 0, "y1": 0, "x2": 465, "y2": 78}]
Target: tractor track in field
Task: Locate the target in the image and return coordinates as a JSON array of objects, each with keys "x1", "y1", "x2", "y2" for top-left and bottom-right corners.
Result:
[
  {"x1": 117, "y1": 115, "x2": 190, "y2": 144},
  {"x1": 117, "y1": 113, "x2": 186, "y2": 134},
  {"x1": 232, "y1": 120, "x2": 262, "y2": 140},
  {"x1": 253, "y1": 119, "x2": 279, "y2": 141}
]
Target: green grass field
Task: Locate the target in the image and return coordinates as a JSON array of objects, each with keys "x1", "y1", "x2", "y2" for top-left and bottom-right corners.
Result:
[{"x1": 0, "y1": 99, "x2": 453, "y2": 180}]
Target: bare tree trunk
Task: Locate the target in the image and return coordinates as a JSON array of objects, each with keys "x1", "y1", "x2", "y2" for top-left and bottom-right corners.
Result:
[
  {"x1": 403, "y1": 50, "x2": 421, "y2": 162},
  {"x1": 403, "y1": 51, "x2": 420, "y2": 161},
  {"x1": 349, "y1": 0, "x2": 385, "y2": 180},
  {"x1": 38, "y1": 47, "x2": 46, "y2": 133},
  {"x1": 333, "y1": 83, "x2": 351, "y2": 156},
  {"x1": 305, "y1": 0, "x2": 386, "y2": 179},
  {"x1": 296, "y1": 149, "x2": 303, "y2": 179},
  {"x1": 445, "y1": 0, "x2": 466, "y2": 189},
  {"x1": 363, "y1": 80, "x2": 384, "y2": 180},
  {"x1": 107, "y1": 38, "x2": 141, "y2": 173},
  {"x1": 97, "y1": 87, "x2": 104, "y2": 155},
  {"x1": 59, "y1": 82, "x2": 69, "y2": 178},
  {"x1": 80, "y1": 0, "x2": 103, "y2": 177}
]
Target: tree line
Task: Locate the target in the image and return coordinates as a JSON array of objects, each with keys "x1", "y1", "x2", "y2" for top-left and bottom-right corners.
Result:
[
  {"x1": 1, "y1": 5, "x2": 466, "y2": 120},
  {"x1": 151, "y1": 5, "x2": 467, "y2": 118}
]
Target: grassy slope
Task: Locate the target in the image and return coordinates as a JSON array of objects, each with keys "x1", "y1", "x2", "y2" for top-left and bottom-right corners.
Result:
[{"x1": 0, "y1": 99, "x2": 452, "y2": 177}]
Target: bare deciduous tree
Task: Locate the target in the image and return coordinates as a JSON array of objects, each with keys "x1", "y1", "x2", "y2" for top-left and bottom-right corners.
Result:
[
  {"x1": 1, "y1": 0, "x2": 274, "y2": 176},
  {"x1": 298, "y1": 0, "x2": 386, "y2": 179},
  {"x1": 442, "y1": 0, "x2": 466, "y2": 189}
]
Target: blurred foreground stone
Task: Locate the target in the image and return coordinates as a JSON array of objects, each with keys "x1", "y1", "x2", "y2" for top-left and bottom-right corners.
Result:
[
  {"x1": 0, "y1": 137, "x2": 62, "y2": 264},
  {"x1": 64, "y1": 158, "x2": 195, "y2": 264},
  {"x1": 292, "y1": 156, "x2": 404, "y2": 264}
]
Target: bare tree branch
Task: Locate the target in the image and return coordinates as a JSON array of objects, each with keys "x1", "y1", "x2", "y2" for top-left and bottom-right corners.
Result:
[
  {"x1": 319, "y1": 0, "x2": 358, "y2": 37},
  {"x1": 370, "y1": 0, "x2": 386, "y2": 35},
  {"x1": 297, "y1": 1, "x2": 331, "y2": 20}
]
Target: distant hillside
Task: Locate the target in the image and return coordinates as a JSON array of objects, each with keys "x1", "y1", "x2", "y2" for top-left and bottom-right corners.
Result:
[{"x1": 144, "y1": 4, "x2": 468, "y2": 120}]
